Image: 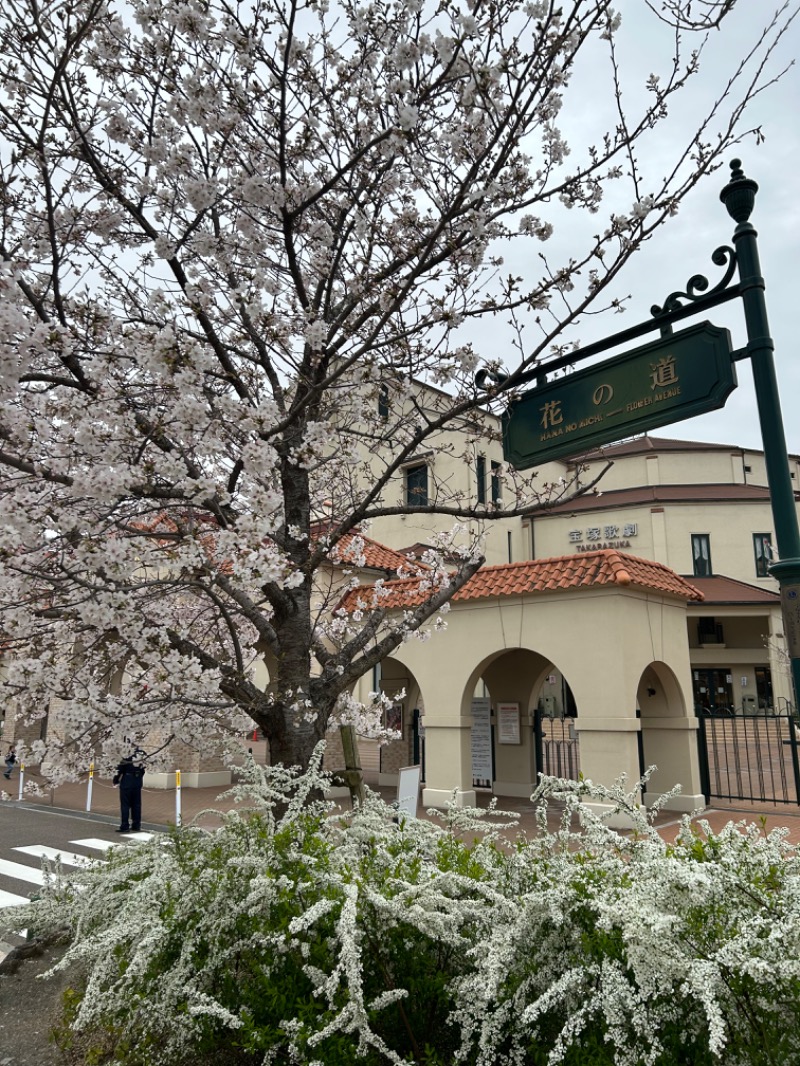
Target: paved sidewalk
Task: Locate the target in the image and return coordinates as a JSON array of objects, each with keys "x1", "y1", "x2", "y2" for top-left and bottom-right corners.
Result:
[{"x1": 4, "y1": 764, "x2": 800, "y2": 844}]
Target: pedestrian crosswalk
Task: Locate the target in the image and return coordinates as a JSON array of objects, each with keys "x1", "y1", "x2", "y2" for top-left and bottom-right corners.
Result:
[{"x1": 0, "y1": 831, "x2": 155, "y2": 963}]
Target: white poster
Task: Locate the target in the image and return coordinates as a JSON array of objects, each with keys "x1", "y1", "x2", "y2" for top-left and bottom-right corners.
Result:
[
  {"x1": 497, "y1": 702, "x2": 521, "y2": 745},
  {"x1": 471, "y1": 697, "x2": 493, "y2": 787}
]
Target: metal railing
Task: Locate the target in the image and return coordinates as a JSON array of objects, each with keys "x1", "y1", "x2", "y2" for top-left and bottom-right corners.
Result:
[
  {"x1": 696, "y1": 706, "x2": 800, "y2": 805},
  {"x1": 533, "y1": 709, "x2": 580, "y2": 782}
]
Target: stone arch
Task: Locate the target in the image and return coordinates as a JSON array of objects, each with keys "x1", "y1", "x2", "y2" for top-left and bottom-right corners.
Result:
[
  {"x1": 329, "y1": 651, "x2": 427, "y2": 786},
  {"x1": 376, "y1": 656, "x2": 425, "y2": 784},
  {"x1": 637, "y1": 661, "x2": 687, "y2": 720},
  {"x1": 443, "y1": 648, "x2": 583, "y2": 797},
  {"x1": 636, "y1": 659, "x2": 703, "y2": 811}
]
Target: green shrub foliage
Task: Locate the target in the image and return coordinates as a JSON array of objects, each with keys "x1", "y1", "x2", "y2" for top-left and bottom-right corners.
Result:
[{"x1": 9, "y1": 753, "x2": 800, "y2": 1065}]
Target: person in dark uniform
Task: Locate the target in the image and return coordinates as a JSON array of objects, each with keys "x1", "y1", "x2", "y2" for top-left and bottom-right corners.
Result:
[
  {"x1": 3, "y1": 744, "x2": 17, "y2": 779},
  {"x1": 113, "y1": 752, "x2": 145, "y2": 832}
]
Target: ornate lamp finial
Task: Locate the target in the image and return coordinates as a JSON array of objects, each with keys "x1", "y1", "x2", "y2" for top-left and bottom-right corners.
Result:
[{"x1": 720, "y1": 158, "x2": 758, "y2": 224}]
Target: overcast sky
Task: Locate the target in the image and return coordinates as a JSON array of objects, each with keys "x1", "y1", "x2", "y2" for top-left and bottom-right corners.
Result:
[{"x1": 474, "y1": 1, "x2": 800, "y2": 456}]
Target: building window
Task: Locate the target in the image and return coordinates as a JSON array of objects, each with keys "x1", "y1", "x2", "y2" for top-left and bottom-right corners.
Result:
[
  {"x1": 378, "y1": 383, "x2": 389, "y2": 419},
  {"x1": 405, "y1": 463, "x2": 428, "y2": 507},
  {"x1": 691, "y1": 534, "x2": 712, "y2": 576},
  {"x1": 491, "y1": 461, "x2": 502, "y2": 505},
  {"x1": 753, "y1": 533, "x2": 772, "y2": 578},
  {"x1": 697, "y1": 617, "x2": 724, "y2": 644},
  {"x1": 476, "y1": 455, "x2": 486, "y2": 504}
]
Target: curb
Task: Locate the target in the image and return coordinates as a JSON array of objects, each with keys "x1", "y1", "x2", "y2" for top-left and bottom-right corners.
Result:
[{"x1": 5, "y1": 801, "x2": 168, "y2": 833}]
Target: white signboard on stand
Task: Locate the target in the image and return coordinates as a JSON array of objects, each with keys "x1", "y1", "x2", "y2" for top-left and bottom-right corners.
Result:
[
  {"x1": 396, "y1": 765, "x2": 421, "y2": 819},
  {"x1": 471, "y1": 698, "x2": 493, "y2": 787}
]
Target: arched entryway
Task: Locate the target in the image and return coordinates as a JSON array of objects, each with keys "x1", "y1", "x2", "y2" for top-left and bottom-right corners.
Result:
[
  {"x1": 443, "y1": 650, "x2": 584, "y2": 798},
  {"x1": 637, "y1": 660, "x2": 703, "y2": 811},
  {"x1": 372, "y1": 657, "x2": 424, "y2": 785}
]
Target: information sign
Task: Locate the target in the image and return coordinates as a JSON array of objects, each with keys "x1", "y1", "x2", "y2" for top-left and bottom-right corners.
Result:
[
  {"x1": 471, "y1": 698, "x2": 493, "y2": 787},
  {"x1": 502, "y1": 322, "x2": 735, "y2": 468},
  {"x1": 497, "y1": 703, "x2": 521, "y2": 745},
  {"x1": 782, "y1": 585, "x2": 800, "y2": 659}
]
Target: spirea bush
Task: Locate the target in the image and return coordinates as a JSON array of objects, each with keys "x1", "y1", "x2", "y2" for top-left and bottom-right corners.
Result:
[{"x1": 8, "y1": 752, "x2": 800, "y2": 1066}]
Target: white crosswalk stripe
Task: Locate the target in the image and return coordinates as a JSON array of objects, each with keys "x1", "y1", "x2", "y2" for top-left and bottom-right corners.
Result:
[
  {"x1": 0, "y1": 857, "x2": 47, "y2": 887},
  {"x1": 1, "y1": 836, "x2": 157, "y2": 904},
  {"x1": 70, "y1": 834, "x2": 155, "y2": 852},
  {"x1": 13, "y1": 845, "x2": 104, "y2": 868},
  {"x1": 0, "y1": 888, "x2": 29, "y2": 908},
  {"x1": 0, "y1": 831, "x2": 156, "y2": 964}
]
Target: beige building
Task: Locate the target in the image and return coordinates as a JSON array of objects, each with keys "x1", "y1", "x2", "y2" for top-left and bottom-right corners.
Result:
[
  {"x1": 347, "y1": 426, "x2": 799, "y2": 815},
  {"x1": 527, "y1": 436, "x2": 796, "y2": 718}
]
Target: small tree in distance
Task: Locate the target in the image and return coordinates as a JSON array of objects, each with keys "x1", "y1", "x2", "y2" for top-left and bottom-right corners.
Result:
[{"x1": 0, "y1": 0, "x2": 794, "y2": 778}]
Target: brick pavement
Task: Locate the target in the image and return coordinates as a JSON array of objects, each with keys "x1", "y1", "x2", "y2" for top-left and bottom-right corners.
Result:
[{"x1": 3, "y1": 764, "x2": 800, "y2": 845}]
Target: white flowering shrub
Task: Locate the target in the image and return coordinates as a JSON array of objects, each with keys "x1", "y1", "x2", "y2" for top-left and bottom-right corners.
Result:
[{"x1": 8, "y1": 754, "x2": 800, "y2": 1066}]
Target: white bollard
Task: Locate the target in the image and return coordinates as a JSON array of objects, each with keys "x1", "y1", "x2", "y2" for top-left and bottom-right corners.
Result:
[
  {"x1": 86, "y1": 761, "x2": 94, "y2": 812},
  {"x1": 17, "y1": 764, "x2": 24, "y2": 801},
  {"x1": 175, "y1": 769, "x2": 182, "y2": 827}
]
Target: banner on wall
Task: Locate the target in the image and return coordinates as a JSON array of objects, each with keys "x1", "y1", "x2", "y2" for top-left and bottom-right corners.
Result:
[{"x1": 471, "y1": 698, "x2": 492, "y2": 788}]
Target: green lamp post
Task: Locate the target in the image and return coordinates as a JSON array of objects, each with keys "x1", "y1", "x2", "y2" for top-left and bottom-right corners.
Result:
[{"x1": 720, "y1": 160, "x2": 800, "y2": 717}]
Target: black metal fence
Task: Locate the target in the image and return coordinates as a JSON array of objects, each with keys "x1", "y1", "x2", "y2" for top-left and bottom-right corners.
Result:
[
  {"x1": 696, "y1": 707, "x2": 800, "y2": 805},
  {"x1": 533, "y1": 709, "x2": 580, "y2": 781}
]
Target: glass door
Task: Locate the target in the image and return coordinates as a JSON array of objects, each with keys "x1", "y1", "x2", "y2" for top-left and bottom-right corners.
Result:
[{"x1": 692, "y1": 669, "x2": 733, "y2": 714}]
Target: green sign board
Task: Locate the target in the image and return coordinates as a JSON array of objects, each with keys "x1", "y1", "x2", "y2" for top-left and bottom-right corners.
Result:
[{"x1": 502, "y1": 321, "x2": 736, "y2": 468}]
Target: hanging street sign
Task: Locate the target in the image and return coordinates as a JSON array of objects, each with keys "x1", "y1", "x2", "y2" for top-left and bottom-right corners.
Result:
[{"x1": 502, "y1": 321, "x2": 736, "y2": 468}]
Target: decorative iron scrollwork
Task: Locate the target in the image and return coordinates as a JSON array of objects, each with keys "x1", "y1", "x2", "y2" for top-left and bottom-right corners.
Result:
[
  {"x1": 475, "y1": 367, "x2": 510, "y2": 391},
  {"x1": 651, "y1": 245, "x2": 737, "y2": 318}
]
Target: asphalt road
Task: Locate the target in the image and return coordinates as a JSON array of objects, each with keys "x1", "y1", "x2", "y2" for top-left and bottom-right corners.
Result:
[{"x1": 0, "y1": 805, "x2": 146, "y2": 910}]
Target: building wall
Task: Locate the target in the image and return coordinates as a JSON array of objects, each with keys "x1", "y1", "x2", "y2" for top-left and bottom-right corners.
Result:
[
  {"x1": 385, "y1": 583, "x2": 704, "y2": 816},
  {"x1": 530, "y1": 498, "x2": 782, "y2": 586}
]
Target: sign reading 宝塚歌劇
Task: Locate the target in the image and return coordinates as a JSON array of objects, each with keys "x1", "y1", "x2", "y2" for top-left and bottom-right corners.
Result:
[{"x1": 502, "y1": 321, "x2": 736, "y2": 468}]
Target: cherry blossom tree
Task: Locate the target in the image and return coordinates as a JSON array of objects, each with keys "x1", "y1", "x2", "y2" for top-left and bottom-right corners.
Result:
[{"x1": 0, "y1": 0, "x2": 794, "y2": 777}]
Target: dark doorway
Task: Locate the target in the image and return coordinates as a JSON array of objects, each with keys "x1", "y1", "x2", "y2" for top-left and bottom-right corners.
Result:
[
  {"x1": 754, "y1": 666, "x2": 773, "y2": 711},
  {"x1": 692, "y1": 668, "x2": 733, "y2": 715}
]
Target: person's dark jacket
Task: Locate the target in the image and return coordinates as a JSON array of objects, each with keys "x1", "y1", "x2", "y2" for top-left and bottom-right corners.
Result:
[{"x1": 113, "y1": 758, "x2": 144, "y2": 788}]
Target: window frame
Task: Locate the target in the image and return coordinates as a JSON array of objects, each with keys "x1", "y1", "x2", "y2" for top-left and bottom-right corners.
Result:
[
  {"x1": 377, "y1": 383, "x2": 389, "y2": 419},
  {"x1": 753, "y1": 532, "x2": 772, "y2": 578},
  {"x1": 491, "y1": 460, "x2": 502, "y2": 505},
  {"x1": 405, "y1": 462, "x2": 429, "y2": 508},
  {"x1": 691, "y1": 533, "x2": 712, "y2": 577},
  {"x1": 476, "y1": 455, "x2": 487, "y2": 505}
]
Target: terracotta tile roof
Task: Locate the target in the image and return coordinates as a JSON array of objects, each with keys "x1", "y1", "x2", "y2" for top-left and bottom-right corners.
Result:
[
  {"x1": 683, "y1": 574, "x2": 781, "y2": 606},
  {"x1": 538, "y1": 483, "x2": 783, "y2": 515},
  {"x1": 127, "y1": 515, "x2": 416, "y2": 576},
  {"x1": 337, "y1": 549, "x2": 703, "y2": 612},
  {"x1": 395, "y1": 542, "x2": 463, "y2": 565},
  {"x1": 330, "y1": 531, "x2": 424, "y2": 574},
  {"x1": 126, "y1": 513, "x2": 232, "y2": 570}
]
